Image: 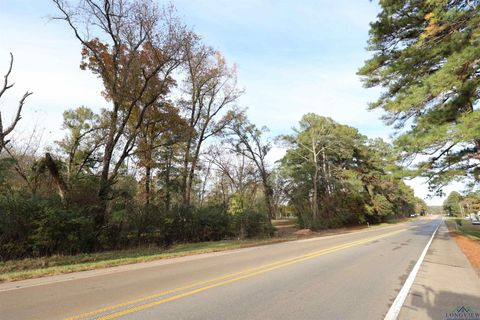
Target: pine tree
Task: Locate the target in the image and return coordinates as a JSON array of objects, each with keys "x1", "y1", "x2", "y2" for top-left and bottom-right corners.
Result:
[{"x1": 359, "y1": 0, "x2": 480, "y2": 193}]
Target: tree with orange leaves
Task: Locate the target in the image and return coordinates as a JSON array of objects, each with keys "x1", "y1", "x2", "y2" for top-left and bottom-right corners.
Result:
[{"x1": 53, "y1": 0, "x2": 188, "y2": 227}]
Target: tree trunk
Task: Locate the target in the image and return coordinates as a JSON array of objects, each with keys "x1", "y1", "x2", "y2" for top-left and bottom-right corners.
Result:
[
  {"x1": 183, "y1": 125, "x2": 207, "y2": 207},
  {"x1": 165, "y1": 147, "x2": 172, "y2": 212},
  {"x1": 312, "y1": 140, "x2": 320, "y2": 221},
  {"x1": 312, "y1": 166, "x2": 319, "y2": 220},
  {"x1": 145, "y1": 165, "x2": 151, "y2": 205},
  {"x1": 96, "y1": 108, "x2": 118, "y2": 228},
  {"x1": 199, "y1": 161, "x2": 212, "y2": 207},
  {"x1": 185, "y1": 154, "x2": 198, "y2": 206},
  {"x1": 181, "y1": 140, "x2": 191, "y2": 206},
  {"x1": 322, "y1": 148, "x2": 331, "y2": 195},
  {"x1": 261, "y1": 173, "x2": 274, "y2": 222},
  {"x1": 44, "y1": 153, "x2": 68, "y2": 204}
]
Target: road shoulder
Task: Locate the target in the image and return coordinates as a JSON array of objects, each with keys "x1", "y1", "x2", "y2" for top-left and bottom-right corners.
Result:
[{"x1": 398, "y1": 222, "x2": 480, "y2": 320}]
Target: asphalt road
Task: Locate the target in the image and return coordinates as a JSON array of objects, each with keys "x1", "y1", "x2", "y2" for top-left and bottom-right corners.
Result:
[{"x1": 0, "y1": 217, "x2": 443, "y2": 320}]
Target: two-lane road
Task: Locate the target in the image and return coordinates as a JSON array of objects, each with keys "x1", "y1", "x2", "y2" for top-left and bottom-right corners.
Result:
[{"x1": 0, "y1": 217, "x2": 443, "y2": 320}]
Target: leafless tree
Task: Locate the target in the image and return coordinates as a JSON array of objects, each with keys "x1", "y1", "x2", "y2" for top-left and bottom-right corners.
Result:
[
  {"x1": 206, "y1": 145, "x2": 258, "y2": 196},
  {"x1": 229, "y1": 115, "x2": 275, "y2": 222},
  {"x1": 2, "y1": 125, "x2": 44, "y2": 194},
  {"x1": 0, "y1": 53, "x2": 32, "y2": 154},
  {"x1": 180, "y1": 37, "x2": 242, "y2": 206}
]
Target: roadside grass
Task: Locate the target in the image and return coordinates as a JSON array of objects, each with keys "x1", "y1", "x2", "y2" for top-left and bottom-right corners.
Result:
[
  {"x1": 458, "y1": 223, "x2": 480, "y2": 239},
  {"x1": 444, "y1": 218, "x2": 480, "y2": 240},
  {"x1": 0, "y1": 237, "x2": 296, "y2": 283}
]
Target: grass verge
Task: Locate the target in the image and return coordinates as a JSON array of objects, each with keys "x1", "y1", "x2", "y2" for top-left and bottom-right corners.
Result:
[{"x1": 444, "y1": 218, "x2": 480, "y2": 240}]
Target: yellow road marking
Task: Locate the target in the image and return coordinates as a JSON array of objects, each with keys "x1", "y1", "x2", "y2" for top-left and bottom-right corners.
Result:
[
  {"x1": 63, "y1": 237, "x2": 372, "y2": 320},
  {"x1": 65, "y1": 228, "x2": 405, "y2": 320}
]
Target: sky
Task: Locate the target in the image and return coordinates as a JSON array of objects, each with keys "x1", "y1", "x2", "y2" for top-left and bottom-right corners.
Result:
[{"x1": 0, "y1": 0, "x2": 458, "y2": 205}]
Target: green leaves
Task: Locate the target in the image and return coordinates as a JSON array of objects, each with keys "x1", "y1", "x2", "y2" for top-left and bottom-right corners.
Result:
[
  {"x1": 360, "y1": 0, "x2": 480, "y2": 192},
  {"x1": 279, "y1": 113, "x2": 420, "y2": 227},
  {"x1": 443, "y1": 191, "x2": 463, "y2": 216}
]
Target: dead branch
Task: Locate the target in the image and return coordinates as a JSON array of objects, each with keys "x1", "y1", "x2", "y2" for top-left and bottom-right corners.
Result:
[{"x1": 0, "y1": 53, "x2": 32, "y2": 153}]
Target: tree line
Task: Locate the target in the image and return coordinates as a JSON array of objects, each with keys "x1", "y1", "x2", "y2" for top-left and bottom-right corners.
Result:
[
  {"x1": 443, "y1": 191, "x2": 480, "y2": 217},
  {"x1": 3, "y1": 0, "x2": 461, "y2": 260}
]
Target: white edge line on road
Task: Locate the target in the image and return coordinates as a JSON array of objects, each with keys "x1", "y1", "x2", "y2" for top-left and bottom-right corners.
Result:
[{"x1": 384, "y1": 218, "x2": 443, "y2": 320}]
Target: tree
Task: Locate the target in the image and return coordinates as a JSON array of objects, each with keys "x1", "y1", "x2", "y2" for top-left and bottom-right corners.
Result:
[
  {"x1": 229, "y1": 115, "x2": 275, "y2": 222},
  {"x1": 415, "y1": 198, "x2": 428, "y2": 216},
  {"x1": 180, "y1": 37, "x2": 241, "y2": 206},
  {"x1": 57, "y1": 106, "x2": 103, "y2": 182},
  {"x1": 279, "y1": 113, "x2": 421, "y2": 228},
  {"x1": 443, "y1": 191, "x2": 463, "y2": 216},
  {"x1": 359, "y1": 0, "x2": 480, "y2": 193},
  {"x1": 0, "y1": 53, "x2": 32, "y2": 154},
  {"x1": 353, "y1": 138, "x2": 398, "y2": 219},
  {"x1": 1, "y1": 127, "x2": 47, "y2": 195},
  {"x1": 156, "y1": 141, "x2": 184, "y2": 211},
  {"x1": 462, "y1": 191, "x2": 480, "y2": 214},
  {"x1": 53, "y1": 0, "x2": 187, "y2": 227},
  {"x1": 204, "y1": 144, "x2": 258, "y2": 208},
  {"x1": 280, "y1": 114, "x2": 354, "y2": 220},
  {"x1": 132, "y1": 102, "x2": 188, "y2": 205}
]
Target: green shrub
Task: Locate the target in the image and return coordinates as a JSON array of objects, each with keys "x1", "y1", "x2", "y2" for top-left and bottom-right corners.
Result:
[
  {"x1": 0, "y1": 192, "x2": 42, "y2": 259},
  {"x1": 0, "y1": 189, "x2": 273, "y2": 261},
  {"x1": 194, "y1": 205, "x2": 231, "y2": 241},
  {"x1": 30, "y1": 206, "x2": 94, "y2": 256},
  {"x1": 232, "y1": 210, "x2": 272, "y2": 238}
]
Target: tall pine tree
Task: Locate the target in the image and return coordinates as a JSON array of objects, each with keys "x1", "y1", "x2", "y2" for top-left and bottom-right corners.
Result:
[{"x1": 359, "y1": 0, "x2": 480, "y2": 193}]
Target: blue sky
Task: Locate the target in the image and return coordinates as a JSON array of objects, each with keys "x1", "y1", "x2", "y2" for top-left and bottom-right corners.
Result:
[
  {"x1": 0, "y1": 0, "x2": 455, "y2": 204},
  {"x1": 174, "y1": 0, "x2": 385, "y2": 136}
]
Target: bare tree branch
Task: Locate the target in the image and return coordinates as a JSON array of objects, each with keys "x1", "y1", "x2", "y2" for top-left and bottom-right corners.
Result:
[{"x1": 0, "y1": 53, "x2": 32, "y2": 154}]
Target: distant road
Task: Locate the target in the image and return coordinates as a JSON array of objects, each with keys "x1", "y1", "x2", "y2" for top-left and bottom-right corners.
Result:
[{"x1": 1, "y1": 217, "x2": 443, "y2": 320}]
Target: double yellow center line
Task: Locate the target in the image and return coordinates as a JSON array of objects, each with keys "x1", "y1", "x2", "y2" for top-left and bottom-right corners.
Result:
[{"x1": 66, "y1": 228, "x2": 406, "y2": 320}]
